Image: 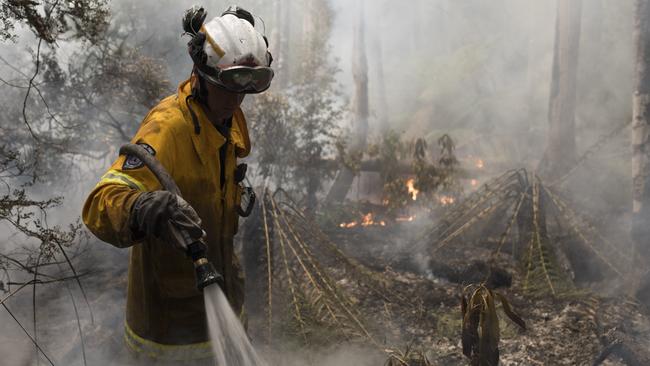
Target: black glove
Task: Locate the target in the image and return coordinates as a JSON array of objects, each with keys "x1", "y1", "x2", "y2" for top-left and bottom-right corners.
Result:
[{"x1": 129, "y1": 191, "x2": 205, "y2": 253}]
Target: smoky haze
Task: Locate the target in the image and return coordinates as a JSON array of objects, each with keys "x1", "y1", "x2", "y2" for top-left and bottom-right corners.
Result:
[{"x1": 0, "y1": 0, "x2": 640, "y2": 365}]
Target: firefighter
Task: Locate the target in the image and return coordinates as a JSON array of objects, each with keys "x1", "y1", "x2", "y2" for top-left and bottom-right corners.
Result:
[{"x1": 82, "y1": 5, "x2": 273, "y2": 363}]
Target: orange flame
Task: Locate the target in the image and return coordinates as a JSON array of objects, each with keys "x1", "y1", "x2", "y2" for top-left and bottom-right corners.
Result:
[
  {"x1": 475, "y1": 159, "x2": 484, "y2": 169},
  {"x1": 361, "y1": 212, "x2": 373, "y2": 226},
  {"x1": 340, "y1": 212, "x2": 386, "y2": 228},
  {"x1": 438, "y1": 195, "x2": 455, "y2": 206},
  {"x1": 396, "y1": 215, "x2": 416, "y2": 222},
  {"x1": 406, "y1": 178, "x2": 419, "y2": 201}
]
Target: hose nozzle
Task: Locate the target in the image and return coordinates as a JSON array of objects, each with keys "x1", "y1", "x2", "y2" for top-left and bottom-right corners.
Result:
[
  {"x1": 187, "y1": 242, "x2": 223, "y2": 291},
  {"x1": 194, "y1": 258, "x2": 223, "y2": 291}
]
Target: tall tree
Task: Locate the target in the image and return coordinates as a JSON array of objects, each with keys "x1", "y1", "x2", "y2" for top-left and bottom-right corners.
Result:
[
  {"x1": 326, "y1": 0, "x2": 369, "y2": 202},
  {"x1": 370, "y1": 18, "x2": 389, "y2": 132},
  {"x1": 539, "y1": 0, "x2": 583, "y2": 179},
  {"x1": 290, "y1": 0, "x2": 341, "y2": 211},
  {"x1": 519, "y1": 0, "x2": 541, "y2": 163},
  {"x1": 270, "y1": 0, "x2": 283, "y2": 87},
  {"x1": 279, "y1": 0, "x2": 292, "y2": 87},
  {"x1": 351, "y1": 0, "x2": 369, "y2": 154},
  {"x1": 633, "y1": 0, "x2": 650, "y2": 261}
]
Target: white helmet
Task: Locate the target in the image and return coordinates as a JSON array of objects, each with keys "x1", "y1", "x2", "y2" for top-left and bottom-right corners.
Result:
[
  {"x1": 202, "y1": 12, "x2": 271, "y2": 68},
  {"x1": 183, "y1": 5, "x2": 274, "y2": 93}
]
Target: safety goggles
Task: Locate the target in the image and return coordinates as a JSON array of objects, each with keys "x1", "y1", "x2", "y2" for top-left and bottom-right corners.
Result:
[{"x1": 196, "y1": 65, "x2": 274, "y2": 94}]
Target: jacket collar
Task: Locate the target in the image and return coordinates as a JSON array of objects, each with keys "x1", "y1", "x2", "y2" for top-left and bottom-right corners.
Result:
[
  {"x1": 177, "y1": 78, "x2": 225, "y2": 166},
  {"x1": 176, "y1": 78, "x2": 250, "y2": 165}
]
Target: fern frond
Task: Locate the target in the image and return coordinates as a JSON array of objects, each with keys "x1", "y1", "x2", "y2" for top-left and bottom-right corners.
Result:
[
  {"x1": 433, "y1": 197, "x2": 513, "y2": 254},
  {"x1": 273, "y1": 205, "x2": 307, "y2": 342},
  {"x1": 260, "y1": 193, "x2": 273, "y2": 341},
  {"x1": 542, "y1": 185, "x2": 628, "y2": 277},
  {"x1": 491, "y1": 192, "x2": 526, "y2": 261},
  {"x1": 532, "y1": 180, "x2": 556, "y2": 296}
]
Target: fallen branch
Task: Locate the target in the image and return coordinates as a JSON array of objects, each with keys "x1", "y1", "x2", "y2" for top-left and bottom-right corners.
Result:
[{"x1": 2, "y1": 303, "x2": 55, "y2": 365}]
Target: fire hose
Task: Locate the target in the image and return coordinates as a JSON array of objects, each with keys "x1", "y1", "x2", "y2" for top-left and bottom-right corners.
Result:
[{"x1": 119, "y1": 143, "x2": 222, "y2": 291}]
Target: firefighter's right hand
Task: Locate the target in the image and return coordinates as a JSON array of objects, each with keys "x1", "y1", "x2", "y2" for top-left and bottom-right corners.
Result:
[{"x1": 129, "y1": 191, "x2": 205, "y2": 252}]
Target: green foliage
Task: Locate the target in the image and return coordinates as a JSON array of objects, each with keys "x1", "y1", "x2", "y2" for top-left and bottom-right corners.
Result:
[
  {"x1": 0, "y1": 0, "x2": 110, "y2": 43},
  {"x1": 335, "y1": 137, "x2": 363, "y2": 173},
  {"x1": 360, "y1": 131, "x2": 462, "y2": 215},
  {"x1": 247, "y1": 72, "x2": 342, "y2": 207},
  {"x1": 248, "y1": 92, "x2": 297, "y2": 187},
  {"x1": 371, "y1": 130, "x2": 408, "y2": 214},
  {"x1": 248, "y1": 1, "x2": 342, "y2": 209},
  {"x1": 374, "y1": 130, "x2": 407, "y2": 182},
  {"x1": 412, "y1": 138, "x2": 439, "y2": 202},
  {"x1": 0, "y1": 18, "x2": 171, "y2": 182},
  {"x1": 291, "y1": 28, "x2": 343, "y2": 209},
  {"x1": 412, "y1": 134, "x2": 462, "y2": 207},
  {"x1": 383, "y1": 178, "x2": 411, "y2": 214}
]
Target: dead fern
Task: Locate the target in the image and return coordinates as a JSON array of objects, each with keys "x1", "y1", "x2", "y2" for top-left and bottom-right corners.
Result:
[
  {"x1": 385, "y1": 343, "x2": 432, "y2": 366},
  {"x1": 461, "y1": 285, "x2": 526, "y2": 366},
  {"x1": 260, "y1": 190, "x2": 380, "y2": 346}
]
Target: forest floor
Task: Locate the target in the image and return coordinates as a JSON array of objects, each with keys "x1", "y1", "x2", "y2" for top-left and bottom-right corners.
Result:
[
  {"x1": 318, "y1": 219, "x2": 650, "y2": 365},
  {"x1": 6, "y1": 201, "x2": 650, "y2": 366}
]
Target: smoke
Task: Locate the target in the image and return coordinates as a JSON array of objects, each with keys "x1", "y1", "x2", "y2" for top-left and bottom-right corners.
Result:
[
  {"x1": 332, "y1": 1, "x2": 637, "y2": 268},
  {"x1": 261, "y1": 343, "x2": 384, "y2": 366},
  {"x1": 330, "y1": 0, "x2": 634, "y2": 176},
  {"x1": 0, "y1": 0, "x2": 642, "y2": 364}
]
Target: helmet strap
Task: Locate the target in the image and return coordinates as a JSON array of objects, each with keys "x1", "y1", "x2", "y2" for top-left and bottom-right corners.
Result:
[
  {"x1": 187, "y1": 68, "x2": 209, "y2": 135},
  {"x1": 186, "y1": 93, "x2": 201, "y2": 135},
  {"x1": 190, "y1": 67, "x2": 210, "y2": 104}
]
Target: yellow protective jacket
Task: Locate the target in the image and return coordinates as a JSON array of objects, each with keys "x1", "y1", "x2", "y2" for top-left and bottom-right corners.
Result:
[{"x1": 83, "y1": 78, "x2": 250, "y2": 361}]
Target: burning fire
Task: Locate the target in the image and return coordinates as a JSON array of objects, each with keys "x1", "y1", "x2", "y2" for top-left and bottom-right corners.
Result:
[
  {"x1": 438, "y1": 195, "x2": 455, "y2": 206},
  {"x1": 475, "y1": 159, "x2": 484, "y2": 169},
  {"x1": 396, "y1": 215, "x2": 416, "y2": 222},
  {"x1": 339, "y1": 212, "x2": 386, "y2": 228},
  {"x1": 406, "y1": 178, "x2": 419, "y2": 201}
]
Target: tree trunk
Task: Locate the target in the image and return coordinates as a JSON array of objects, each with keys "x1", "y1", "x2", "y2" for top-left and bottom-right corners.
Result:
[
  {"x1": 326, "y1": 0, "x2": 369, "y2": 202},
  {"x1": 437, "y1": 0, "x2": 451, "y2": 54},
  {"x1": 632, "y1": 0, "x2": 650, "y2": 263},
  {"x1": 538, "y1": 0, "x2": 582, "y2": 179},
  {"x1": 370, "y1": 23, "x2": 389, "y2": 132},
  {"x1": 300, "y1": 0, "x2": 313, "y2": 81},
  {"x1": 280, "y1": 0, "x2": 291, "y2": 87},
  {"x1": 349, "y1": 1, "x2": 369, "y2": 148},
  {"x1": 270, "y1": 0, "x2": 282, "y2": 84},
  {"x1": 519, "y1": 0, "x2": 540, "y2": 164}
]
